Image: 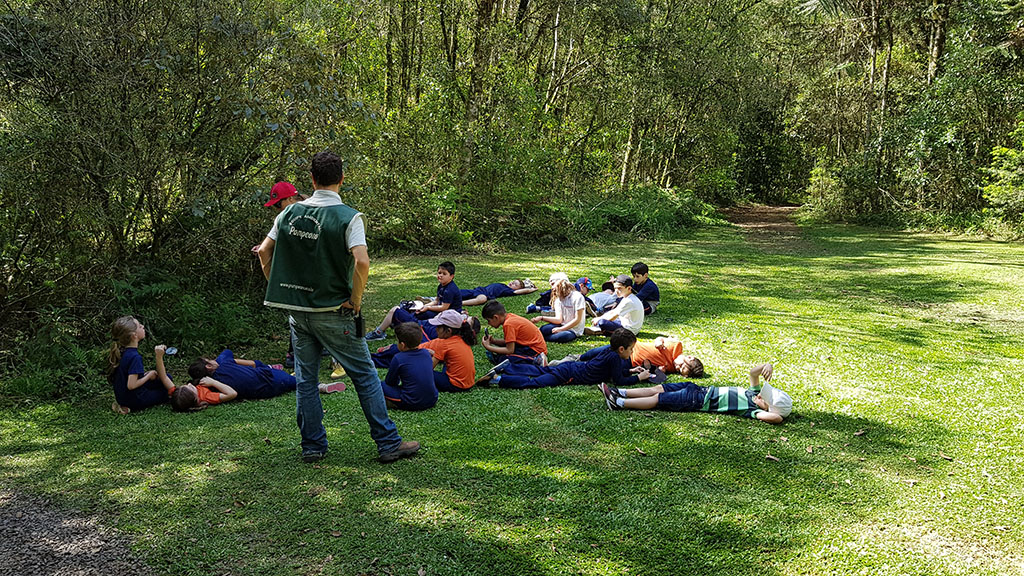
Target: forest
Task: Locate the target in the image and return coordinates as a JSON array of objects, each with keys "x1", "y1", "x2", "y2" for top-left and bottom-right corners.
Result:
[{"x1": 1, "y1": 0, "x2": 1022, "y2": 392}]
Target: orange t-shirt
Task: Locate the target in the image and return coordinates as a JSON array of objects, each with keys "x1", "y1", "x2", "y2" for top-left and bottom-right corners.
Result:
[
  {"x1": 502, "y1": 313, "x2": 547, "y2": 355},
  {"x1": 195, "y1": 385, "x2": 224, "y2": 405},
  {"x1": 421, "y1": 336, "x2": 476, "y2": 389},
  {"x1": 630, "y1": 340, "x2": 684, "y2": 372}
]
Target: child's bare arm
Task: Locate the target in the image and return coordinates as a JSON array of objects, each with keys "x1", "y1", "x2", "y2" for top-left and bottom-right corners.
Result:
[
  {"x1": 199, "y1": 377, "x2": 237, "y2": 402},
  {"x1": 126, "y1": 371, "x2": 157, "y2": 390},
  {"x1": 756, "y1": 411, "x2": 783, "y2": 424},
  {"x1": 749, "y1": 363, "x2": 773, "y2": 388},
  {"x1": 513, "y1": 286, "x2": 538, "y2": 295},
  {"x1": 233, "y1": 359, "x2": 256, "y2": 367}
]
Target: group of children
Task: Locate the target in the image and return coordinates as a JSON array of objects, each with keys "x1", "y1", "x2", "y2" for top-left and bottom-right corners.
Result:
[{"x1": 107, "y1": 259, "x2": 793, "y2": 424}]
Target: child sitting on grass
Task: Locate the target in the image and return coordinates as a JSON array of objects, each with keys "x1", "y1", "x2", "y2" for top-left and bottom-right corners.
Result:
[
  {"x1": 630, "y1": 337, "x2": 704, "y2": 377},
  {"x1": 107, "y1": 316, "x2": 175, "y2": 414},
  {"x1": 366, "y1": 261, "x2": 462, "y2": 340},
  {"x1": 599, "y1": 363, "x2": 792, "y2": 424},
  {"x1": 630, "y1": 262, "x2": 660, "y2": 315},
  {"x1": 380, "y1": 322, "x2": 438, "y2": 410},
  {"x1": 585, "y1": 275, "x2": 644, "y2": 336},
  {"x1": 481, "y1": 300, "x2": 548, "y2": 366},
  {"x1": 420, "y1": 309, "x2": 479, "y2": 392},
  {"x1": 530, "y1": 276, "x2": 587, "y2": 343},
  {"x1": 371, "y1": 314, "x2": 481, "y2": 368},
  {"x1": 477, "y1": 328, "x2": 651, "y2": 389},
  {"x1": 461, "y1": 279, "x2": 537, "y2": 306}
]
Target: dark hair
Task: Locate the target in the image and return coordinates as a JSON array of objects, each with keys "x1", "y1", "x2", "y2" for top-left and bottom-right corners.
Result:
[
  {"x1": 310, "y1": 151, "x2": 344, "y2": 187},
  {"x1": 437, "y1": 318, "x2": 478, "y2": 346},
  {"x1": 481, "y1": 300, "x2": 506, "y2": 319},
  {"x1": 609, "y1": 328, "x2": 637, "y2": 351},
  {"x1": 601, "y1": 281, "x2": 615, "y2": 292},
  {"x1": 188, "y1": 358, "x2": 213, "y2": 381},
  {"x1": 438, "y1": 261, "x2": 456, "y2": 276},
  {"x1": 631, "y1": 262, "x2": 649, "y2": 276},
  {"x1": 394, "y1": 322, "x2": 422, "y2": 350},
  {"x1": 170, "y1": 386, "x2": 203, "y2": 412},
  {"x1": 685, "y1": 357, "x2": 705, "y2": 378},
  {"x1": 466, "y1": 315, "x2": 481, "y2": 336}
]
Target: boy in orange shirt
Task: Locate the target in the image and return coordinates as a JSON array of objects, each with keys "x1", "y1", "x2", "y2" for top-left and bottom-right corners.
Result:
[
  {"x1": 481, "y1": 300, "x2": 548, "y2": 366},
  {"x1": 629, "y1": 337, "x2": 704, "y2": 377}
]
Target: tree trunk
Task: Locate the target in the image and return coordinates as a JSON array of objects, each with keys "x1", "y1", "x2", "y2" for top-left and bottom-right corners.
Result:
[
  {"x1": 927, "y1": 1, "x2": 949, "y2": 85},
  {"x1": 463, "y1": 0, "x2": 496, "y2": 176}
]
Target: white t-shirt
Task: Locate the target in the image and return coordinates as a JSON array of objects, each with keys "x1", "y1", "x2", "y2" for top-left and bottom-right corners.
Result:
[
  {"x1": 589, "y1": 291, "x2": 617, "y2": 312},
  {"x1": 610, "y1": 294, "x2": 644, "y2": 334},
  {"x1": 555, "y1": 291, "x2": 587, "y2": 336},
  {"x1": 267, "y1": 189, "x2": 366, "y2": 251}
]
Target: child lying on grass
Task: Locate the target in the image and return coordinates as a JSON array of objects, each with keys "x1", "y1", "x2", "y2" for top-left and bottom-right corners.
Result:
[
  {"x1": 460, "y1": 279, "x2": 537, "y2": 306},
  {"x1": 598, "y1": 363, "x2": 792, "y2": 424},
  {"x1": 170, "y1": 349, "x2": 344, "y2": 411},
  {"x1": 476, "y1": 328, "x2": 650, "y2": 389}
]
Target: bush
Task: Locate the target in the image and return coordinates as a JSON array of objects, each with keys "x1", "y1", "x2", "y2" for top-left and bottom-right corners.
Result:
[{"x1": 984, "y1": 122, "x2": 1024, "y2": 223}]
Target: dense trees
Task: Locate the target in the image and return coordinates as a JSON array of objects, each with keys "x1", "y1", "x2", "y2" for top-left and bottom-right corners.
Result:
[{"x1": 0, "y1": 0, "x2": 1021, "y2": 390}]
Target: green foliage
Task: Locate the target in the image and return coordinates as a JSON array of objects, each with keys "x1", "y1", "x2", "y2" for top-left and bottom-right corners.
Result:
[{"x1": 984, "y1": 122, "x2": 1024, "y2": 223}]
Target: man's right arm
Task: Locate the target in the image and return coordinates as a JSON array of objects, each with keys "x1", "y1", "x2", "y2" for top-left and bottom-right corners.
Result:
[
  {"x1": 349, "y1": 245, "x2": 370, "y2": 312},
  {"x1": 257, "y1": 237, "x2": 275, "y2": 280}
]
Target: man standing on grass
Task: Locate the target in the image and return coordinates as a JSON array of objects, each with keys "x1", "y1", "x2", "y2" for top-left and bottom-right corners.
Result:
[{"x1": 257, "y1": 150, "x2": 420, "y2": 464}]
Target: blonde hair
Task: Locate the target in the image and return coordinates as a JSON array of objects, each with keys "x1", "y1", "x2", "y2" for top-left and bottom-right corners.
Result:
[
  {"x1": 106, "y1": 316, "x2": 139, "y2": 375},
  {"x1": 551, "y1": 278, "x2": 574, "y2": 303}
]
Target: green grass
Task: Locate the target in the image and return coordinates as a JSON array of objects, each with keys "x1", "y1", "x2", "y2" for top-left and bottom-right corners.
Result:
[{"x1": 2, "y1": 221, "x2": 1023, "y2": 575}]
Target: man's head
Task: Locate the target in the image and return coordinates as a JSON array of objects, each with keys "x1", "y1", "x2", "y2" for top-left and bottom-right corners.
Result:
[
  {"x1": 437, "y1": 261, "x2": 456, "y2": 285},
  {"x1": 394, "y1": 322, "x2": 422, "y2": 351},
  {"x1": 613, "y1": 274, "x2": 633, "y2": 296},
  {"x1": 675, "y1": 355, "x2": 704, "y2": 377},
  {"x1": 609, "y1": 328, "x2": 638, "y2": 359},
  {"x1": 481, "y1": 300, "x2": 507, "y2": 327},
  {"x1": 310, "y1": 151, "x2": 344, "y2": 189},
  {"x1": 264, "y1": 181, "x2": 300, "y2": 210},
  {"x1": 631, "y1": 262, "x2": 649, "y2": 285}
]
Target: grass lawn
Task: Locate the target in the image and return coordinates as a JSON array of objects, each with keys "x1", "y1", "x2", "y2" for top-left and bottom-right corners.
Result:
[{"x1": 2, "y1": 217, "x2": 1023, "y2": 575}]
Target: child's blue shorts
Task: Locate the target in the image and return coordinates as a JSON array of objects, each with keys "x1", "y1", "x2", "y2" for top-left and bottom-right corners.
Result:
[{"x1": 656, "y1": 381, "x2": 707, "y2": 412}]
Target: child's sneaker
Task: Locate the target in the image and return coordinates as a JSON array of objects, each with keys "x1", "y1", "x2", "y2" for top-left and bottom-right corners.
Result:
[
  {"x1": 548, "y1": 353, "x2": 580, "y2": 367},
  {"x1": 476, "y1": 359, "x2": 511, "y2": 386},
  {"x1": 319, "y1": 381, "x2": 346, "y2": 394},
  {"x1": 269, "y1": 363, "x2": 284, "y2": 371},
  {"x1": 365, "y1": 328, "x2": 386, "y2": 341},
  {"x1": 330, "y1": 362, "x2": 346, "y2": 379},
  {"x1": 525, "y1": 304, "x2": 540, "y2": 314},
  {"x1": 535, "y1": 352, "x2": 548, "y2": 367},
  {"x1": 598, "y1": 383, "x2": 621, "y2": 410}
]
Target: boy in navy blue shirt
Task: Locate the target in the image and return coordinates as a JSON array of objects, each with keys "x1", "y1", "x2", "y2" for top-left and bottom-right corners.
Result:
[
  {"x1": 461, "y1": 279, "x2": 537, "y2": 306},
  {"x1": 631, "y1": 262, "x2": 660, "y2": 315},
  {"x1": 366, "y1": 261, "x2": 462, "y2": 340},
  {"x1": 476, "y1": 328, "x2": 653, "y2": 389},
  {"x1": 380, "y1": 322, "x2": 439, "y2": 410}
]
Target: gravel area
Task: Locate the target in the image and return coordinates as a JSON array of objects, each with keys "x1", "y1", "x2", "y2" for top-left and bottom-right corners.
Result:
[{"x1": 0, "y1": 489, "x2": 156, "y2": 576}]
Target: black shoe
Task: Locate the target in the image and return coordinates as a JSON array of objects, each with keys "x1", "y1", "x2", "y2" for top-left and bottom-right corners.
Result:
[
  {"x1": 379, "y1": 441, "x2": 420, "y2": 463},
  {"x1": 599, "y1": 383, "x2": 621, "y2": 411},
  {"x1": 302, "y1": 451, "x2": 327, "y2": 463}
]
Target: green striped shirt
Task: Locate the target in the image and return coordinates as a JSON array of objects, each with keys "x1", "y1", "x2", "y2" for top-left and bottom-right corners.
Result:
[{"x1": 699, "y1": 386, "x2": 765, "y2": 419}]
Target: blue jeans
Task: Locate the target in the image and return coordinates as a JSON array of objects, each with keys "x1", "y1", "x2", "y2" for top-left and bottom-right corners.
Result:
[
  {"x1": 595, "y1": 319, "x2": 624, "y2": 335},
  {"x1": 540, "y1": 323, "x2": 578, "y2": 343},
  {"x1": 290, "y1": 309, "x2": 403, "y2": 457}
]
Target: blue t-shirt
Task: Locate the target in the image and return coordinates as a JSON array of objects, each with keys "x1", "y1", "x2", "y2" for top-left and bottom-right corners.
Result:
[
  {"x1": 633, "y1": 278, "x2": 660, "y2": 304},
  {"x1": 565, "y1": 345, "x2": 639, "y2": 386},
  {"x1": 437, "y1": 281, "x2": 463, "y2": 312},
  {"x1": 385, "y1": 348, "x2": 438, "y2": 408},
  {"x1": 211, "y1": 349, "x2": 295, "y2": 399},
  {"x1": 461, "y1": 283, "x2": 515, "y2": 300},
  {"x1": 111, "y1": 347, "x2": 145, "y2": 406}
]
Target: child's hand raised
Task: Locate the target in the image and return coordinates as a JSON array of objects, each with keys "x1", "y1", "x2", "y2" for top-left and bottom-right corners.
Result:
[
  {"x1": 154, "y1": 345, "x2": 166, "y2": 358},
  {"x1": 759, "y1": 363, "x2": 773, "y2": 382}
]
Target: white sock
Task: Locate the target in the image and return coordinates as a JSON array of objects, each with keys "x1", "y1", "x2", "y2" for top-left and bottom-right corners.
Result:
[{"x1": 615, "y1": 397, "x2": 625, "y2": 407}]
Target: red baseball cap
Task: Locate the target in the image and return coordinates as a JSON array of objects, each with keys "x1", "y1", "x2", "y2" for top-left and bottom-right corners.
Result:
[{"x1": 264, "y1": 181, "x2": 298, "y2": 207}]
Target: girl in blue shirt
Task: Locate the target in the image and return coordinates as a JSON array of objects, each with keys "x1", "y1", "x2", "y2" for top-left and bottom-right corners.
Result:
[{"x1": 107, "y1": 316, "x2": 175, "y2": 414}]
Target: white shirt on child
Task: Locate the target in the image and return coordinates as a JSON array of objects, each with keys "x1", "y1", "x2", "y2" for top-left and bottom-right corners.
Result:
[
  {"x1": 556, "y1": 291, "x2": 587, "y2": 336},
  {"x1": 610, "y1": 294, "x2": 644, "y2": 334}
]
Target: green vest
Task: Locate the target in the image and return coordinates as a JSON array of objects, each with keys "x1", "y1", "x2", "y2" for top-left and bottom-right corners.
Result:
[{"x1": 264, "y1": 202, "x2": 359, "y2": 312}]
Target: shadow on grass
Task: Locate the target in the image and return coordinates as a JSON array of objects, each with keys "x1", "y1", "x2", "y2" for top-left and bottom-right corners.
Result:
[{"x1": 0, "y1": 386, "x2": 956, "y2": 576}]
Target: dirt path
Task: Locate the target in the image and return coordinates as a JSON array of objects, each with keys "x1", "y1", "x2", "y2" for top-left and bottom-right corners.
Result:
[
  {"x1": 720, "y1": 205, "x2": 808, "y2": 252},
  {"x1": 0, "y1": 489, "x2": 156, "y2": 576}
]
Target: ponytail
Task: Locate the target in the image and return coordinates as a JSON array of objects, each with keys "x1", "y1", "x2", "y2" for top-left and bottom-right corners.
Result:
[{"x1": 107, "y1": 316, "x2": 138, "y2": 375}]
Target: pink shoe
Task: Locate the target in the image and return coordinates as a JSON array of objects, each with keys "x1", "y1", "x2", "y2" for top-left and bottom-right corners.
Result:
[
  {"x1": 318, "y1": 381, "x2": 346, "y2": 394},
  {"x1": 269, "y1": 364, "x2": 284, "y2": 371}
]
